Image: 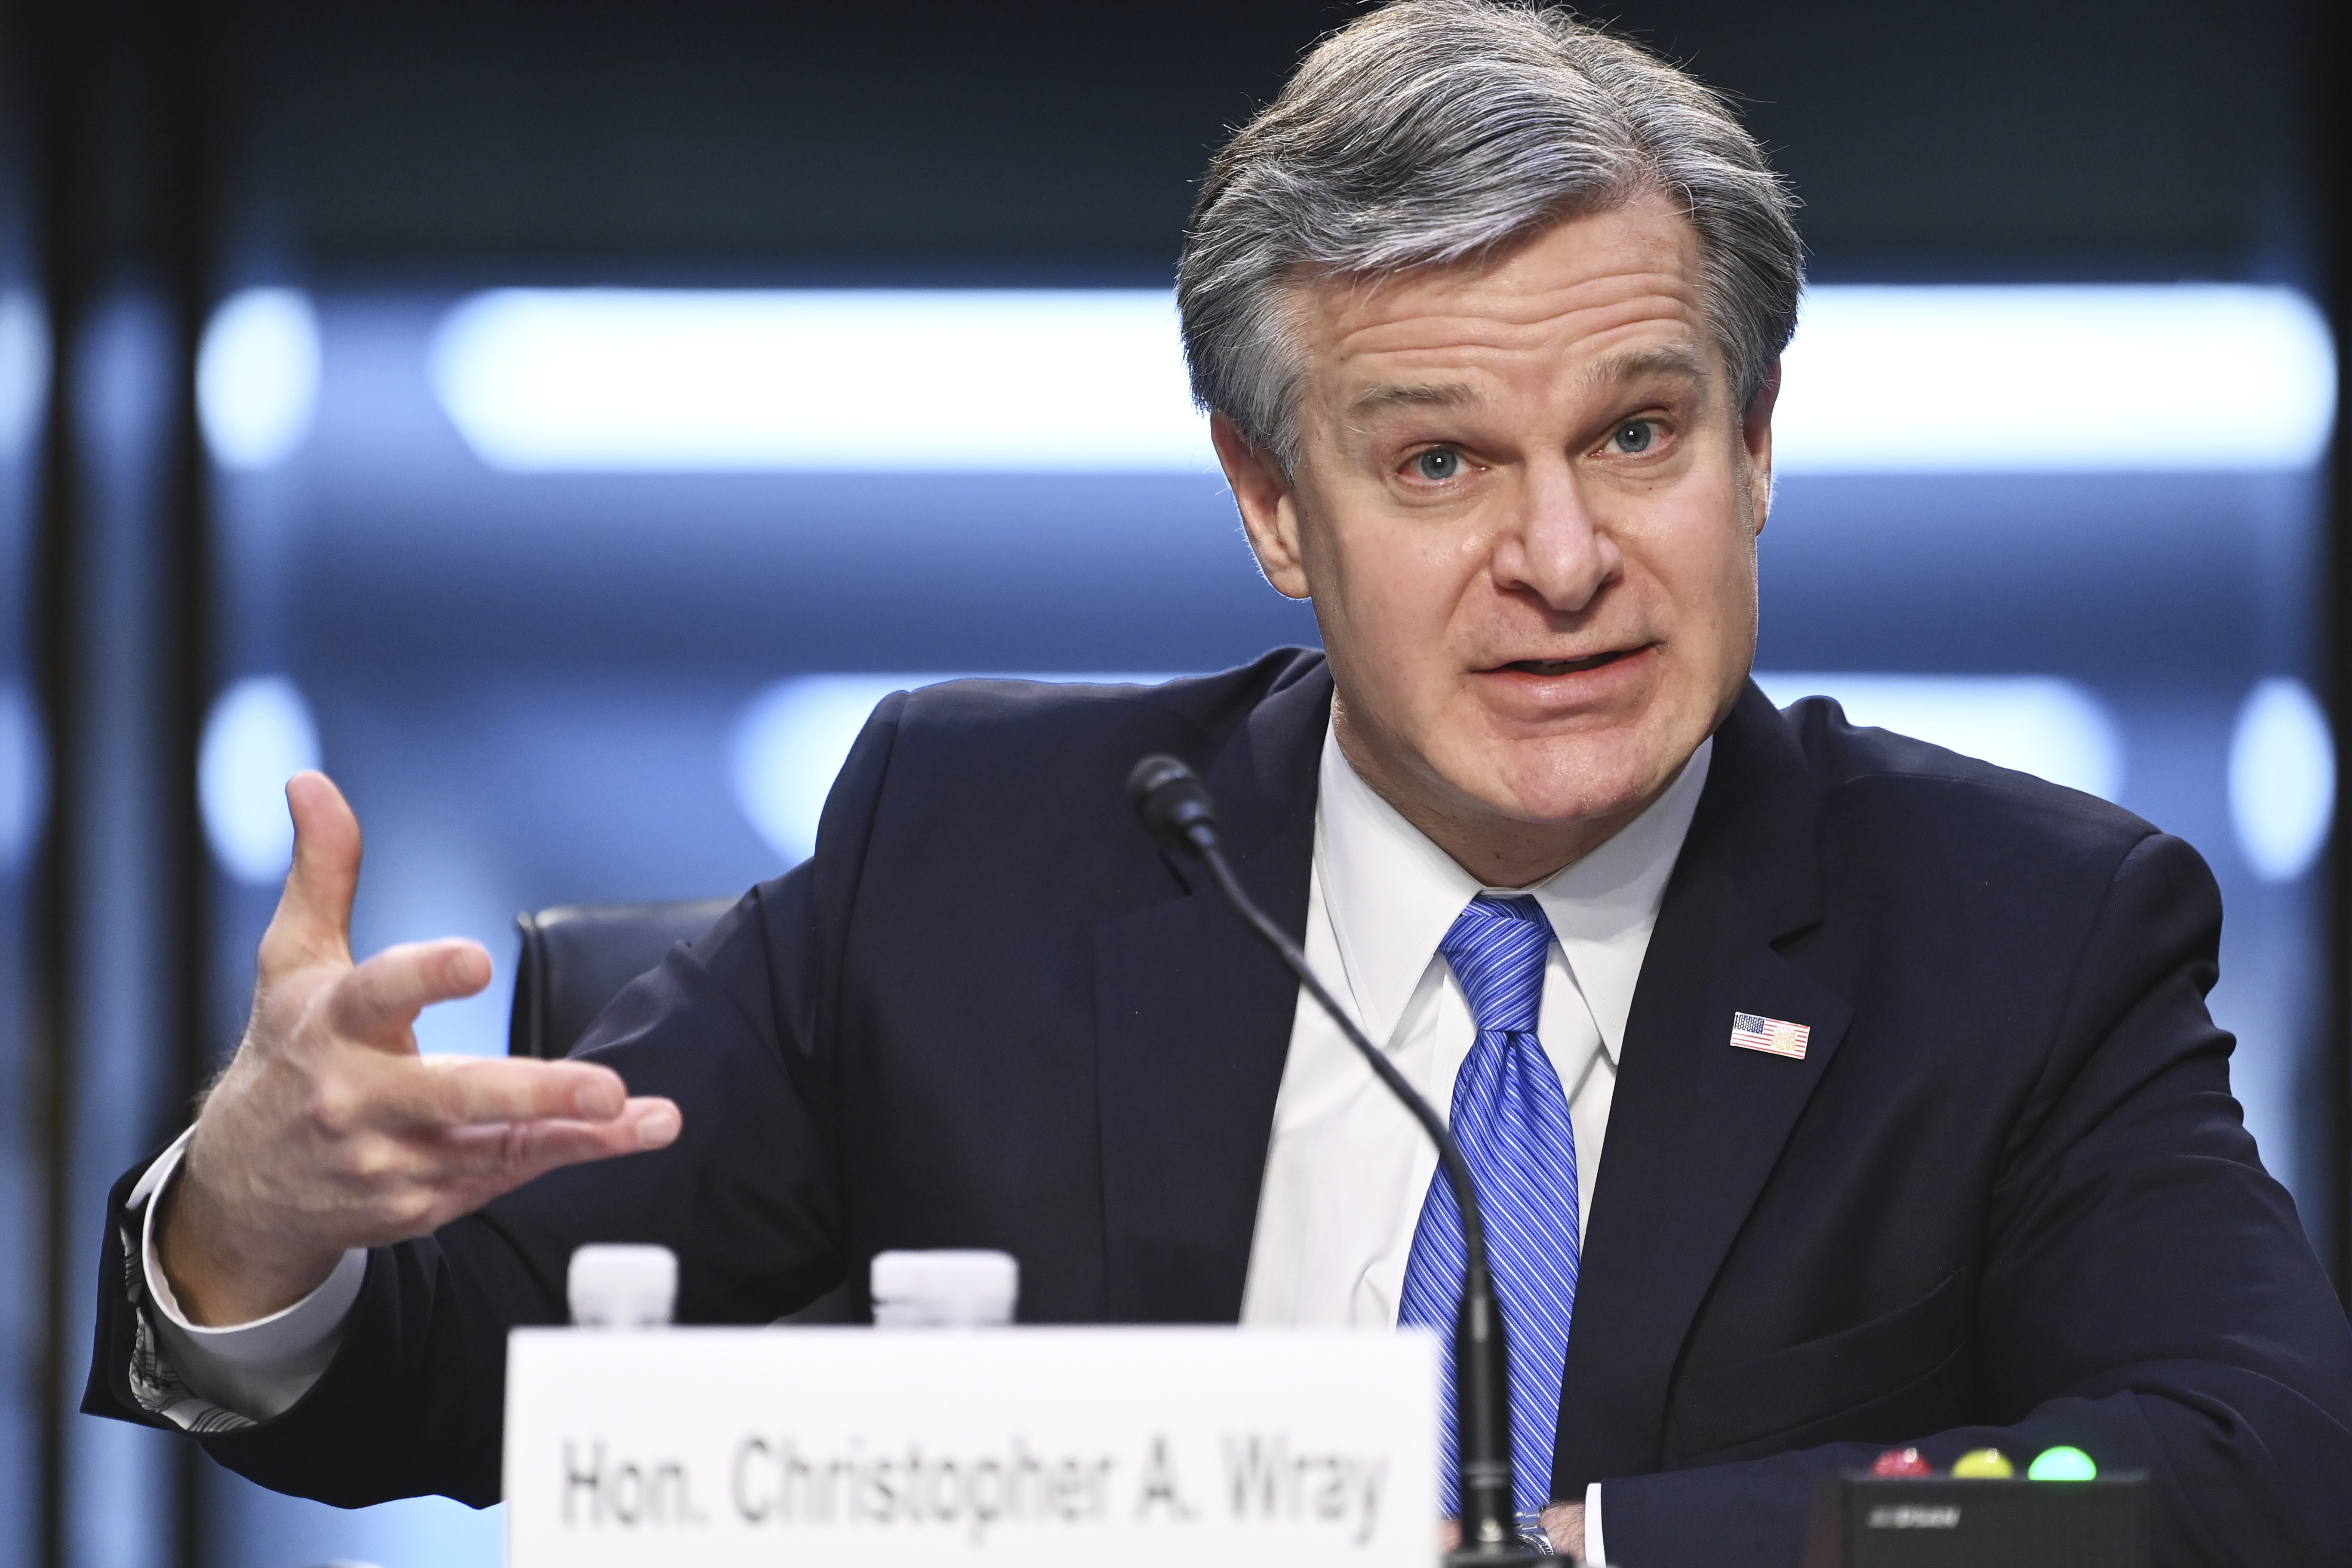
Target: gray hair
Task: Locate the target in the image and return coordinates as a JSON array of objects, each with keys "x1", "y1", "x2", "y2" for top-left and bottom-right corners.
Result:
[{"x1": 1178, "y1": 0, "x2": 1802, "y2": 472}]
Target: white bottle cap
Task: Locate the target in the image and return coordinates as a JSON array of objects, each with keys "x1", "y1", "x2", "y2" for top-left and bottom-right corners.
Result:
[
  {"x1": 567, "y1": 1244, "x2": 679, "y2": 1328},
  {"x1": 870, "y1": 1249, "x2": 1018, "y2": 1327}
]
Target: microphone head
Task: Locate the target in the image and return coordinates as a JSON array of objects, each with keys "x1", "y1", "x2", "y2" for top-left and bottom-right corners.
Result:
[{"x1": 1126, "y1": 753, "x2": 1220, "y2": 855}]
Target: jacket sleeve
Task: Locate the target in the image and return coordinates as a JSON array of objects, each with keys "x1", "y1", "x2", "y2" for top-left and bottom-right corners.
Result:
[
  {"x1": 78, "y1": 692, "x2": 912, "y2": 1509},
  {"x1": 1599, "y1": 832, "x2": 2352, "y2": 1567}
]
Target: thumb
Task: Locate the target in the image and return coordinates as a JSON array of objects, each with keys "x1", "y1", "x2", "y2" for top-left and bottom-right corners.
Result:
[{"x1": 258, "y1": 771, "x2": 361, "y2": 975}]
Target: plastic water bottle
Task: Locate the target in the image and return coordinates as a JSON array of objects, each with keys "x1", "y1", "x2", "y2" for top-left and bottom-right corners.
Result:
[
  {"x1": 567, "y1": 1244, "x2": 679, "y2": 1328},
  {"x1": 870, "y1": 1249, "x2": 1018, "y2": 1327}
]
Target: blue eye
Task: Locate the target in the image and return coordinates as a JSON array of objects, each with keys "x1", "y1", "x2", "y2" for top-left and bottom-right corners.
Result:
[
  {"x1": 1413, "y1": 448, "x2": 1461, "y2": 480},
  {"x1": 1612, "y1": 421, "x2": 1656, "y2": 454}
]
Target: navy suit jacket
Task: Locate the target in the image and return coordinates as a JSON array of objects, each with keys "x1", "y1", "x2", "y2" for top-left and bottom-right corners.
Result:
[{"x1": 87, "y1": 649, "x2": 2352, "y2": 1564}]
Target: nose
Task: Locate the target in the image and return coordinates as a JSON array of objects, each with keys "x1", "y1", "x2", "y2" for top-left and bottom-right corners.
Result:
[{"x1": 1489, "y1": 458, "x2": 1620, "y2": 613}]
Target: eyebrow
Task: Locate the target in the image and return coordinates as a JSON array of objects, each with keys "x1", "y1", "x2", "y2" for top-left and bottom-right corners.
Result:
[
  {"x1": 1582, "y1": 345, "x2": 1712, "y2": 396},
  {"x1": 1344, "y1": 346, "x2": 1714, "y2": 425},
  {"x1": 1346, "y1": 381, "x2": 1480, "y2": 420}
]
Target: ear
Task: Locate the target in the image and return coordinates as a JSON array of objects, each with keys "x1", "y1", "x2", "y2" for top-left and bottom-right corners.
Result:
[
  {"x1": 1211, "y1": 412, "x2": 1313, "y2": 601},
  {"x1": 1739, "y1": 357, "x2": 1780, "y2": 539}
]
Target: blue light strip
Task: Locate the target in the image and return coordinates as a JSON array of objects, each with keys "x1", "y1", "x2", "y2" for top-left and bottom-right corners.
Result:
[
  {"x1": 431, "y1": 289, "x2": 1210, "y2": 473},
  {"x1": 1771, "y1": 285, "x2": 2334, "y2": 473},
  {"x1": 426, "y1": 284, "x2": 2335, "y2": 477}
]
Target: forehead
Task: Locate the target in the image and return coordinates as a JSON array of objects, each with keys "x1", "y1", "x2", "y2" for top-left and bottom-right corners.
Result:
[{"x1": 1290, "y1": 196, "x2": 1713, "y2": 401}]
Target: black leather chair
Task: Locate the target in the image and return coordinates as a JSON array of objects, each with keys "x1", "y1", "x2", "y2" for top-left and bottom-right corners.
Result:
[
  {"x1": 506, "y1": 892, "x2": 860, "y2": 1322},
  {"x1": 507, "y1": 897, "x2": 736, "y2": 1060}
]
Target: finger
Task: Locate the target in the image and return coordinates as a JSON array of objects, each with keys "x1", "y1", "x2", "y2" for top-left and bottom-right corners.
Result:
[
  {"x1": 258, "y1": 772, "x2": 363, "y2": 975},
  {"x1": 431, "y1": 1097, "x2": 684, "y2": 1182},
  {"x1": 355, "y1": 1053, "x2": 632, "y2": 1131},
  {"x1": 371, "y1": 1101, "x2": 685, "y2": 1238},
  {"x1": 326, "y1": 939, "x2": 494, "y2": 1045}
]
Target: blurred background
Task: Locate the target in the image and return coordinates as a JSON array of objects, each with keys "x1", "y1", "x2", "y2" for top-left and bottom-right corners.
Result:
[{"x1": 0, "y1": 0, "x2": 2343, "y2": 1563}]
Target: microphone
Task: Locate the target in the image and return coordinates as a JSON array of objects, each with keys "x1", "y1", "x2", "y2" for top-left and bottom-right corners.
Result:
[{"x1": 1126, "y1": 754, "x2": 1552, "y2": 1566}]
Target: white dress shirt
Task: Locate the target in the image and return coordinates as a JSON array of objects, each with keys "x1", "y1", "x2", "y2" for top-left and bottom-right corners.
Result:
[
  {"x1": 129, "y1": 719, "x2": 1712, "y2": 1559},
  {"x1": 1239, "y1": 723, "x2": 1709, "y2": 1559},
  {"x1": 130, "y1": 1129, "x2": 367, "y2": 1425}
]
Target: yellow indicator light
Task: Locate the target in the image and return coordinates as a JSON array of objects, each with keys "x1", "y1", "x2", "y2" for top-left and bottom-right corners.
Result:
[{"x1": 1951, "y1": 1448, "x2": 2014, "y2": 1479}]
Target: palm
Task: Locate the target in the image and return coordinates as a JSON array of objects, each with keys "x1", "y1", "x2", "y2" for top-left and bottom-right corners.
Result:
[{"x1": 160, "y1": 772, "x2": 683, "y2": 1325}]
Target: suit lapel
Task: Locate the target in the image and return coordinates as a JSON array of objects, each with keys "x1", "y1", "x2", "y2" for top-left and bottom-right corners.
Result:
[
  {"x1": 1551, "y1": 682, "x2": 1855, "y2": 1491},
  {"x1": 1095, "y1": 660, "x2": 1331, "y2": 1321}
]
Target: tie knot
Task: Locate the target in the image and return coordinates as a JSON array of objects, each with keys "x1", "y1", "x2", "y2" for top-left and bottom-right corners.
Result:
[{"x1": 1438, "y1": 895, "x2": 1553, "y2": 1036}]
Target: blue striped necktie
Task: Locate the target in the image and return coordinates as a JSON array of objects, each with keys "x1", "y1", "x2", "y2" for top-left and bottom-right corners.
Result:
[{"x1": 1397, "y1": 894, "x2": 1579, "y2": 1519}]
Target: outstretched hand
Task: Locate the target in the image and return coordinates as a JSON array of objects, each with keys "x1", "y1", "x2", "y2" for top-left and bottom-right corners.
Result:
[{"x1": 157, "y1": 772, "x2": 682, "y2": 1325}]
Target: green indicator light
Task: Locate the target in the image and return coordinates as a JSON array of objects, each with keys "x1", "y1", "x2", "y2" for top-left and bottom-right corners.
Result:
[{"x1": 2027, "y1": 1445, "x2": 2097, "y2": 1481}]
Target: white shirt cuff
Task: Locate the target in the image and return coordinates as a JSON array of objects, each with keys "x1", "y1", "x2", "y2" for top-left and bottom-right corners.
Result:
[
  {"x1": 1582, "y1": 1480, "x2": 1607, "y2": 1565},
  {"x1": 132, "y1": 1128, "x2": 367, "y2": 1422}
]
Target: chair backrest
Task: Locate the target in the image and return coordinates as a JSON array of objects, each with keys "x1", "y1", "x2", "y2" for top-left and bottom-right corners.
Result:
[{"x1": 508, "y1": 897, "x2": 738, "y2": 1059}]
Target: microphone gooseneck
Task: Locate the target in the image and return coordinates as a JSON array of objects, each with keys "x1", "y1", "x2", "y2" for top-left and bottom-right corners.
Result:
[{"x1": 1125, "y1": 754, "x2": 1550, "y2": 1566}]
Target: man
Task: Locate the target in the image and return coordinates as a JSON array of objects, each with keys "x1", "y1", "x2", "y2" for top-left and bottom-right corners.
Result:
[{"x1": 87, "y1": 3, "x2": 2352, "y2": 1563}]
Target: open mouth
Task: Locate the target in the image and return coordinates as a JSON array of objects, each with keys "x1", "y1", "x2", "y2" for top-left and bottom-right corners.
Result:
[{"x1": 1503, "y1": 649, "x2": 1635, "y2": 676}]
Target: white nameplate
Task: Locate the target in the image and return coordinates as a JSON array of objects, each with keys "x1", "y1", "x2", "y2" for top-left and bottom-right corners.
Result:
[{"x1": 505, "y1": 1325, "x2": 1435, "y2": 1567}]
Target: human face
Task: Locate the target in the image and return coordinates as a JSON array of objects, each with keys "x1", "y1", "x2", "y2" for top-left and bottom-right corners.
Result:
[{"x1": 1216, "y1": 197, "x2": 1775, "y2": 887}]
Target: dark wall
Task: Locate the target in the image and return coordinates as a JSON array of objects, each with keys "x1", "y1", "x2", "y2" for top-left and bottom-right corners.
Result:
[{"x1": 229, "y1": 0, "x2": 2320, "y2": 276}]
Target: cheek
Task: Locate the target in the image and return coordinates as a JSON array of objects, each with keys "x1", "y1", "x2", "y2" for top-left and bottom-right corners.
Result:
[
  {"x1": 1640, "y1": 493, "x2": 1757, "y2": 625},
  {"x1": 1683, "y1": 533, "x2": 1761, "y2": 697},
  {"x1": 1313, "y1": 515, "x2": 1484, "y2": 650}
]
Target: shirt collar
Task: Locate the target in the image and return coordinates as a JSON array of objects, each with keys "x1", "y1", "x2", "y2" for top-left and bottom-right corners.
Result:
[{"x1": 1316, "y1": 722, "x2": 1713, "y2": 1057}]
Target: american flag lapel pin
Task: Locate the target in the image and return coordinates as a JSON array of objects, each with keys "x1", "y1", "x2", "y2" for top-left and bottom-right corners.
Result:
[{"x1": 1729, "y1": 1011, "x2": 1810, "y2": 1060}]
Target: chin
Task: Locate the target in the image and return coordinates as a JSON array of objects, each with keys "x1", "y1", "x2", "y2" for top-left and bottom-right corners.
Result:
[
  {"x1": 1471, "y1": 734, "x2": 1676, "y2": 829},
  {"x1": 1458, "y1": 762, "x2": 1646, "y2": 832}
]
